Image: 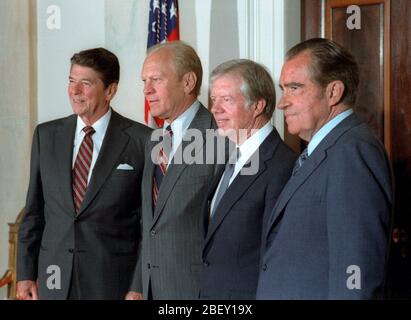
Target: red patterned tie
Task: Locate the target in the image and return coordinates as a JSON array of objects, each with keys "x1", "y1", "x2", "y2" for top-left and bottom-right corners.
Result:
[
  {"x1": 152, "y1": 125, "x2": 173, "y2": 207},
  {"x1": 72, "y1": 126, "x2": 95, "y2": 213}
]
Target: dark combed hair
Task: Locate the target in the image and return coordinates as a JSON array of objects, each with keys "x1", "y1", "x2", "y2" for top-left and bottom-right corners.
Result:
[
  {"x1": 70, "y1": 47, "x2": 120, "y2": 88},
  {"x1": 286, "y1": 38, "x2": 359, "y2": 107}
]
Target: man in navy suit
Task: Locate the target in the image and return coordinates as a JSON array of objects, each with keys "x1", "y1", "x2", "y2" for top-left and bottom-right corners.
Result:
[
  {"x1": 199, "y1": 59, "x2": 296, "y2": 299},
  {"x1": 257, "y1": 38, "x2": 393, "y2": 299}
]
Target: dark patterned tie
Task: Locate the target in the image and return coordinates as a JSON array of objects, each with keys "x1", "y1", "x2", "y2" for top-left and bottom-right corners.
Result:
[
  {"x1": 210, "y1": 148, "x2": 240, "y2": 218},
  {"x1": 292, "y1": 147, "x2": 308, "y2": 175},
  {"x1": 153, "y1": 125, "x2": 173, "y2": 207},
  {"x1": 72, "y1": 126, "x2": 95, "y2": 213}
]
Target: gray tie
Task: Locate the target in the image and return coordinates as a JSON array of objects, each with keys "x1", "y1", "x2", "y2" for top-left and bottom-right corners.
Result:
[
  {"x1": 292, "y1": 147, "x2": 308, "y2": 175},
  {"x1": 210, "y1": 148, "x2": 240, "y2": 218}
]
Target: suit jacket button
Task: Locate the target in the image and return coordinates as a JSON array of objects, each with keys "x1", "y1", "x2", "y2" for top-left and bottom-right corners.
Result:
[
  {"x1": 68, "y1": 248, "x2": 74, "y2": 254},
  {"x1": 147, "y1": 263, "x2": 151, "y2": 269},
  {"x1": 74, "y1": 217, "x2": 79, "y2": 223},
  {"x1": 150, "y1": 230, "x2": 156, "y2": 236},
  {"x1": 204, "y1": 261, "x2": 209, "y2": 267},
  {"x1": 262, "y1": 264, "x2": 267, "y2": 271}
]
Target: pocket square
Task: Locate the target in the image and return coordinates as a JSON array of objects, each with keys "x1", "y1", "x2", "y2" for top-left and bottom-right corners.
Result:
[{"x1": 116, "y1": 163, "x2": 134, "y2": 170}]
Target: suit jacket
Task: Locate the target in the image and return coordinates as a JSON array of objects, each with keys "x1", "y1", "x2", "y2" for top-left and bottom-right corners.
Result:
[
  {"x1": 130, "y1": 104, "x2": 225, "y2": 299},
  {"x1": 199, "y1": 128, "x2": 297, "y2": 300},
  {"x1": 257, "y1": 113, "x2": 393, "y2": 299},
  {"x1": 17, "y1": 110, "x2": 151, "y2": 299}
]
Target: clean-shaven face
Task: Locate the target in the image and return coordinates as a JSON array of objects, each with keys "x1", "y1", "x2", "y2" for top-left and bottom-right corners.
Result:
[
  {"x1": 68, "y1": 64, "x2": 111, "y2": 124},
  {"x1": 141, "y1": 49, "x2": 187, "y2": 122},
  {"x1": 278, "y1": 52, "x2": 330, "y2": 141}
]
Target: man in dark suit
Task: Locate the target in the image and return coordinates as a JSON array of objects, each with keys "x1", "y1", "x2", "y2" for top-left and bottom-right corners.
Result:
[
  {"x1": 257, "y1": 38, "x2": 393, "y2": 299},
  {"x1": 16, "y1": 48, "x2": 151, "y2": 300},
  {"x1": 127, "y1": 41, "x2": 224, "y2": 300},
  {"x1": 199, "y1": 59, "x2": 296, "y2": 300}
]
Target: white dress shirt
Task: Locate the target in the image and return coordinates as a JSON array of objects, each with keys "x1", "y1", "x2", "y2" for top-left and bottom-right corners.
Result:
[{"x1": 72, "y1": 108, "x2": 112, "y2": 183}]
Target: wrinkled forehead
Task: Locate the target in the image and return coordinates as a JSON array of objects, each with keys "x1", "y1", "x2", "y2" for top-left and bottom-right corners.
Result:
[{"x1": 143, "y1": 49, "x2": 176, "y2": 74}]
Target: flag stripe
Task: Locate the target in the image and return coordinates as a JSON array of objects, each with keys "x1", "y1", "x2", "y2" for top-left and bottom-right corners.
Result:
[{"x1": 145, "y1": 0, "x2": 179, "y2": 129}]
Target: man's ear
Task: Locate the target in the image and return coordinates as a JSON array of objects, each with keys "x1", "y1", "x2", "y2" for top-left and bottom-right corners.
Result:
[
  {"x1": 105, "y1": 83, "x2": 118, "y2": 101},
  {"x1": 183, "y1": 72, "x2": 197, "y2": 95},
  {"x1": 252, "y1": 99, "x2": 267, "y2": 117},
  {"x1": 326, "y1": 80, "x2": 345, "y2": 107}
]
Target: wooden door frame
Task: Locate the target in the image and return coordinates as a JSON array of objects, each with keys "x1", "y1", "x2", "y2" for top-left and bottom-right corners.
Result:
[{"x1": 325, "y1": 0, "x2": 391, "y2": 158}]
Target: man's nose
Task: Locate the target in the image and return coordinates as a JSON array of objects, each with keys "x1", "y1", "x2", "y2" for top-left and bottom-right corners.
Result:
[
  {"x1": 210, "y1": 100, "x2": 221, "y2": 114},
  {"x1": 277, "y1": 95, "x2": 289, "y2": 110},
  {"x1": 69, "y1": 82, "x2": 82, "y2": 94},
  {"x1": 143, "y1": 81, "x2": 154, "y2": 95}
]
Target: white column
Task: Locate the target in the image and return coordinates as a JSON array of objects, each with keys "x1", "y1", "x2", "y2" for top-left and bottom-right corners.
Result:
[{"x1": 237, "y1": 0, "x2": 301, "y2": 139}]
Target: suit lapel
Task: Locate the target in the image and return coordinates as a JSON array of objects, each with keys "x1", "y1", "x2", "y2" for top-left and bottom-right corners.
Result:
[
  {"x1": 145, "y1": 139, "x2": 156, "y2": 218},
  {"x1": 265, "y1": 113, "x2": 362, "y2": 235},
  {"x1": 204, "y1": 130, "x2": 281, "y2": 249},
  {"x1": 78, "y1": 111, "x2": 131, "y2": 215},
  {"x1": 55, "y1": 115, "x2": 77, "y2": 214},
  {"x1": 151, "y1": 105, "x2": 212, "y2": 226},
  {"x1": 266, "y1": 148, "x2": 327, "y2": 230}
]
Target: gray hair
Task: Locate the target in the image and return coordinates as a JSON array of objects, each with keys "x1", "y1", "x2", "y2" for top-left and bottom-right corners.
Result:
[
  {"x1": 148, "y1": 41, "x2": 203, "y2": 96},
  {"x1": 210, "y1": 59, "x2": 276, "y2": 117}
]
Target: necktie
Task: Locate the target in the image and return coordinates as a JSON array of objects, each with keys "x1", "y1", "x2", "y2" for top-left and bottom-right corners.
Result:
[
  {"x1": 210, "y1": 148, "x2": 240, "y2": 218},
  {"x1": 153, "y1": 125, "x2": 173, "y2": 207},
  {"x1": 72, "y1": 126, "x2": 95, "y2": 213},
  {"x1": 292, "y1": 147, "x2": 308, "y2": 175}
]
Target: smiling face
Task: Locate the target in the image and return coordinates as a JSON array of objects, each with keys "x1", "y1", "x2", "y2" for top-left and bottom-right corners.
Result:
[
  {"x1": 278, "y1": 52, "x2": 332, "y2": 141},
  {"x1": 68, "y1": 64, "x2": 116, "y2": 125},
  {"x1": 141, "y1": 49, "x2": 193, "y2": 123},
  {"x1": 211, "y1": 74, "x2": 264, "y2": 144}
]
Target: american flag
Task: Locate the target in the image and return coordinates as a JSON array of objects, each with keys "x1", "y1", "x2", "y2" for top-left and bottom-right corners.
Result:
[{"x1": 145, "y1": 0, "x2": 180, "y2": 128}]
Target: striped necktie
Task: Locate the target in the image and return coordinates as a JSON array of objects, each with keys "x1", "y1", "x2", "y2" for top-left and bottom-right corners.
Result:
[
  {"x1": 152, "y1": 125, "x2": 173, "y2": 207},
  {"x1": 72, "y1": 126, "x2": 95, "y2": 213}
]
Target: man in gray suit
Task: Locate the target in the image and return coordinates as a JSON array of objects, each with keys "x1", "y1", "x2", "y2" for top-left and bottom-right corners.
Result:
[
  {"x1": 16, "y1": 48, "x2": 151, "y2": 299},
  {"x1": 257, "y1": 38, "x2": 393, "y2": 299},
  {"x1": 127, "y1": 41, "x2": 223, "y2": 300},
  {"x1": 199, "y1": 59, "x2": 296, "y2": 299}
]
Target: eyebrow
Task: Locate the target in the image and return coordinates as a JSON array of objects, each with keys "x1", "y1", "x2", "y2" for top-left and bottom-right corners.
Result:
[
  {"x1": 68, "y1": 76, "x2": 92, "y2": 82},
  {"x1": 279, "y1": 82, "x2": 305, "y2": 90}
]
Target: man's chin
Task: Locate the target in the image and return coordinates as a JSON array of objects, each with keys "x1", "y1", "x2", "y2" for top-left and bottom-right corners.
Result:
[{"x1": 217, "y1": 127, "x2": 238, "y2": 141}]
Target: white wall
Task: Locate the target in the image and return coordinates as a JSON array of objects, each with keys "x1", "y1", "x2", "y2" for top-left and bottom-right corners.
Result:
[{"x1": 37, "y1": 0, "x2": 105, "y2": 123}]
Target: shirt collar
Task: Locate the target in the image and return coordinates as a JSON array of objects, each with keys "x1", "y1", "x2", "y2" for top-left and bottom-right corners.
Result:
[
  {"x1": 163, "y1": 100, "x2": 200, "y2": 135},
  {"x1": 308, "y1": 108, "x2": 353, "y2": 156},
  {"x1": 237, "y1": 121, "x2": 273, "y2": 164},
  {"x1": 76, "y1": 108, "x2": 112, "y2": 139}
]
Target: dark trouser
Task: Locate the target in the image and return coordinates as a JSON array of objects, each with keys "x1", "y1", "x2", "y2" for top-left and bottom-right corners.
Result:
[{"x1": 67, "y1": 255, "x2": 81, "y2": 300}]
